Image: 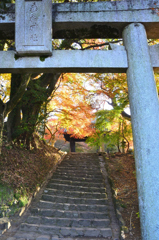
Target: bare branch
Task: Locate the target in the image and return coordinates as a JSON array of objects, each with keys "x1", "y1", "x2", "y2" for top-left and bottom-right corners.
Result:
[
  {"x1": 121, "y1": 111, "x2": 131, "y2": 121},
  {"x1": 46, "y1": 73, "x2": 61, "y2": 98},
  {"x1": 45, "y1": 124, "x2": 58, "y2": 143},
  {"x1": 81, "y1": 40, "x2": 122, "y2": 50}
]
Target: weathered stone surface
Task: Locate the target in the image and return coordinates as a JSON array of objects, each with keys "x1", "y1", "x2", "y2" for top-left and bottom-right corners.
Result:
[
  {"x1": 52, "y1": 172, "x2": 103, "y2": 179},
  {"x1": 149, "y1": 44, "x2": 159, "y2": 73},
  {"x1": 0, "y1": 46, "x2": 159, "y2": 73},
  {"x1": 51, "y1": 175, "x2": 103, "y2": 182},
  {"x1": 20, "y1": 224, "x2": 112, "y2": 238},
  {"x1": 46, "y1": 183, "x2": 106, "y2": 193},
  {"x1": 57, "y1": 166, "x2": 100, "y2": 170},
  {"x1": 51, "y1": 236, "x2": 59, "y2": 240},
  {"x1": 1, "y1": 1, "x2": 159, "y2": 39},
  {"x1": 41, "y1": 194, "x2": 108, "y2": 205},
  {"x1": 0, "y1": 49, "x2": 128, "y2": 74},
  {"x1": 6, "y1": 238, "x2": 16, "y2": 240},
  {"x1": 123, "y1": 23, "x2": 159, "y2": 240},
  {"x1": 14, "y1": 231, "x2": 39, "y2": 239},
  {"x1": 26, "y1": 216, "x2": 41, "y2": 225},
  {"x1": 56, "y1": 169, "x2": 101, "y2": 175},
  {"x1": 84, "y1": 229, "x2": 100, "y2": 237},
  {"x1": 49, "y1": 179, "x2": 102, "y2": 187},
  {"x1": 31, "y1": 208, "x2": 108, "y2": 219},
  {"x1": 37, "y1": 201, "x2": 108, "y2": 212},
  {"x1": 36, "y1": 235, "x2": 50, "y2": 240},
  {"x1": 45, "y1": 190, "x2": 106, "y2": 199},
  {"x1": 15, "y1": 0, "x2": 52, "y2": 56}
]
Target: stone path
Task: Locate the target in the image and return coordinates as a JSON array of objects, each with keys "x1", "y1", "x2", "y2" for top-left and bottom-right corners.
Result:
[{"x1": 1, "y1": 153, "x2": 120, "y2": 240}]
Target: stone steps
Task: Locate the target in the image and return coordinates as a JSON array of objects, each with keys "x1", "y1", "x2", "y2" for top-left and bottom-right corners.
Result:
[
  {"x1": 51, "y1": 175, "x2": 103, "y2": 182},
  {"x1": 13, "y1": 231, "x2": 109, "y2": 240},
  {"x1": 26, "y1": 216, "x2": 110, "y2": 228},
  {"x1": 41, "y1": 194, "x2": 108, "y2": 205},
  {"x1": 57, "y1": 166, "x2": 101, "y2": 171},
  {"x1": 43, "y1": 189, "x2": 107, "y2": 198},
  {"x1": 46, "y1": 183, "x2": 106, "y2": 192},
  {"x1": 4, "y1": 154, "x2": 114, "y2": 239},
  {"x1": 54, "y1": 167, "x2": 101, "y2": 171},
  {"x1": 55, "y1": 169, "x2": 102, "y2": 174},
  {"x1": 20, "y1": 223, "x2": 112, "y2": 238},
  {"x1": 49, "y1": 179, "x2": 104, "y2": 187},
  {"x1": 30, "y1": 208, "x2": 109, "y2": 219},
  {"x1": 52, "y1": 173, "x2": 103, "y2": 179},
  {"x1": 36, "y1": 200, "x2": 109, "y2": 212},
  {"x1": 59, "y1": 163, "x2": 99, "y2": 166}
]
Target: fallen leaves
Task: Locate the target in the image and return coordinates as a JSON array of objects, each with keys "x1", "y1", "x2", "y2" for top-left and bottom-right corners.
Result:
[
  {"x1": 0, "y1": 142, "x2": 62, "y2": 196},
  {"x1": 105, "y1": 152, "x2": 141, "y2": 240}
]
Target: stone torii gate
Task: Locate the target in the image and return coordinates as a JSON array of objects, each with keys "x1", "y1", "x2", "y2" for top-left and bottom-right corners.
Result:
[{"x1": 1, "y1": 0, "x2": 159, "y2": 239}]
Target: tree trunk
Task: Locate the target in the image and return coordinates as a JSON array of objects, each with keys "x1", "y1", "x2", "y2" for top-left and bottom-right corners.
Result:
[
  {"x1": 70, "y1": 139, "x2": 75, "y2": 152},
  {"x1": 0, "y1": 74, "x2": 31, "y2": 154},
  {"x1": 7, "y1": 73, "x2": 60, "y2": 149},
  {"x1": 7, "y1": 105, "x2": 21, "y2": 142},
  {"x1": 117, "y1": 121, "x2": 121, "y2": 152},
  {"x1": 0, "y1": 100, "x2": 5, "y2": 154},
  {"x1": 7, "y1": 74, "x2": 22, "y2": 142},
  {"x1": 21, "y1": 103, "x2": 41, "y2": 149}
]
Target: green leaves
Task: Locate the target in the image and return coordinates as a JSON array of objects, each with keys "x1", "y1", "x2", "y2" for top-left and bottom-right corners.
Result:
[
  {"x1": 0, "y1": 0, "x2": 12, "y2": 10},
  {"x1": 95, "y1": 109, "x2": 120, "y2": 131}
]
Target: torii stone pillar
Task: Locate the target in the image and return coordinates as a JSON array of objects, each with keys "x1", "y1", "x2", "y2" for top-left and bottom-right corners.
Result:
[{"x1": 123, "y1": 23, "x2": 159, "y2": 240}]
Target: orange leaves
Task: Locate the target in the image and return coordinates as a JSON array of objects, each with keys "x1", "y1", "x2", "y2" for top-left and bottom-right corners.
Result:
[
  {"x1": 81, "y1": 39, "x2": 107, "y2": 50},
  {"x1": 46, "y1": 73, "x2": 96, "y2": 141},
  {"x1": 45, "y1": 70, "x2": 133, "y2": 148}
]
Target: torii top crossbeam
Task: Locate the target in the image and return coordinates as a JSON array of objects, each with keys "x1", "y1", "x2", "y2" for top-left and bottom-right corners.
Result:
[
  {"x1": 0, "y1": 0, "x2": 159, "y2": 40},
  {"x1": 0, "y1": 0, "x2": 159, "y2": 74}
]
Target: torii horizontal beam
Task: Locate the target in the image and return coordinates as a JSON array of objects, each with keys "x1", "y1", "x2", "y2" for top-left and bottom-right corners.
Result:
[
  {"x1": 1, "y1": 0, "x2": 159, "y2": 40},
  {"x1": 0, "y1": 44, "x2": 159, "y2": 74}
]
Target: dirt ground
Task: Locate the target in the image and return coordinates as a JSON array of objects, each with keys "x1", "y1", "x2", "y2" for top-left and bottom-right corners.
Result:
[
  {"x1": 104, "y1": 152, "x2": 141, "y2": 240},
  {"x1": 0, "y1": 138, "x2": 65, "y2": 207}
]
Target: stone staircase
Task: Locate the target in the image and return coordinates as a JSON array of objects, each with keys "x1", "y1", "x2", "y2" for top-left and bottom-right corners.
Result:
[{"x1": 2, "y1": 153, "x2": 120, "y2": 240}]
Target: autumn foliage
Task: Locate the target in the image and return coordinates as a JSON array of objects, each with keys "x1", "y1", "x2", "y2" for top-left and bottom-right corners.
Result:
[
  {"x1": 44, "y1": 73, "x2": 96, "y2": 144},
  {"x1": 44, "y1": 71, "x2": 134, "y2": 152}
]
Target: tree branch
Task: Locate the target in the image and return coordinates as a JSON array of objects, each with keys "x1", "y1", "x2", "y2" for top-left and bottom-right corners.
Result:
[
  {"x1": 52, "y1": 73, "x2": 63, "y2": 96},
  {"x1": 45, "y1": 124, "x2": 58, "y2": 143},
  {"x1": 46, "y1": 73, "x2": 61, "y2": 98},
  {"x1": 81, "y1": 40, "x2": 122, "y2": 50},
  {"x1": 121, "y1": 111, "x2": 131, "y2": 121}
]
